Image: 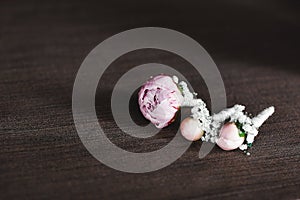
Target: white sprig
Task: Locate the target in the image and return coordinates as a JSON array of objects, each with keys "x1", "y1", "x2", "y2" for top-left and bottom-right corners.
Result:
[{"x1": 252, "y1": 106, "x2": 275, "y2": 129}]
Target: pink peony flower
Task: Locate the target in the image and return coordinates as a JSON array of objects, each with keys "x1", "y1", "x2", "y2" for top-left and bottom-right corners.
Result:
[
  {"x1": 138, "y1": 75, "x2": 183, "y2": 128},
  {"x1": 216, "y1": 123, "x2": 245, "y2": 150}
]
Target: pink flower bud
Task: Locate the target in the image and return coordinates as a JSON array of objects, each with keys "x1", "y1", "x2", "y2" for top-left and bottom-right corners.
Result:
[
  {"x1": 138, "y1": 75, "x2": 183, "y2": 128},
  {"x1": 216, "y1": 122, "x2": 245, "y2": 151},
  {"x1": 180, "y1": 117, "x2": 204, "y2": 141}
]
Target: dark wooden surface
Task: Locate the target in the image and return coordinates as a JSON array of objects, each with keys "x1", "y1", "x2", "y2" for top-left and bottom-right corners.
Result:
[{"x1": 0, "y1": 0, "x2": 300, "y2": 199}]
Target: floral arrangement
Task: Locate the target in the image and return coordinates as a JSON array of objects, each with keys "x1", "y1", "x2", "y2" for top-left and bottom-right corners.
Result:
[{"x1": 138, "y1": 74, "x2": 275, "y2": 155}]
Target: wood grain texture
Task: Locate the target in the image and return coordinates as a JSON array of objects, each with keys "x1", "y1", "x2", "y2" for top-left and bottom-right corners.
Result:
[{"x1": 0, "y1": 0, "x2": 299, "y2": 199}]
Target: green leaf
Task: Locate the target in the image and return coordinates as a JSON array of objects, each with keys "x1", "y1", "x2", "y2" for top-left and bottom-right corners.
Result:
[
  {"x1": 177, "y1": 85, "x2": 184, "y2": 94},
  {"x1": 239, "y1": 131, "x2": 246, "y2": 137},
  {"x1": 235, "y1": 121, "x2": 246, "y2": 137}
]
